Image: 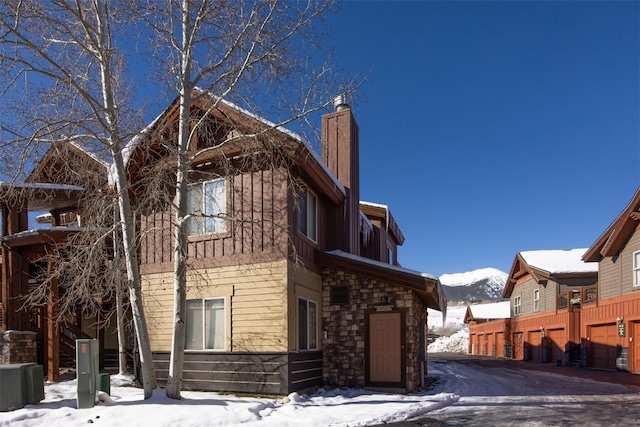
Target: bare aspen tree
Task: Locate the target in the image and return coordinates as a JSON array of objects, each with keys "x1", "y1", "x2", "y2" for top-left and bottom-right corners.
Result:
[
  {"x1": 0, "y1": 1, "x2": 157, "y2": 397},
  {"x1": 133, "y1": 0, "x2": 357, "y2": 398}
]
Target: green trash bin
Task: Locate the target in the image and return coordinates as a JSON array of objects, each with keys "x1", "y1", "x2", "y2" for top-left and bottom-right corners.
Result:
[{"x1": 98, "y1": 373, "x2": 110, "y2": 396}]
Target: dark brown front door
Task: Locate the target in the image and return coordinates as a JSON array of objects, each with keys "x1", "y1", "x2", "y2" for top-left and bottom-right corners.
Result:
[{"x1": 369, "y1": 312, "x2": 401, "y2": 383}]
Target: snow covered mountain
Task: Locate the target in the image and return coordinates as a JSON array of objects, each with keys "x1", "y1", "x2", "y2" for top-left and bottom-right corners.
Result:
[{"x1": 439, "y1": 267, "x2": 508, "y2": 304}]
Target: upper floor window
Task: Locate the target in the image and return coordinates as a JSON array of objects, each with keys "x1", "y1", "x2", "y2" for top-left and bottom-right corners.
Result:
[
  {"x1": 297, "y1": 186, "x2": 317, "y2": 242},
  {"x1": 514, "y1": 296, "x2": 521, "y2": 316},
  {"x1": 634, "y1": 251, "x2": 640, "y2": 287},
  {"x1": 185, "y1": 298, "x2": 225, "y2": 350},
  {"x1": 187, "y1": 179, "x2": 226, "y2": 235},
  {"x1": 533, "y1": 289, "x2": 540, "y2": 311},
  {"x1": 298, "y1": 297, "x2": 318, "y2": 350}
]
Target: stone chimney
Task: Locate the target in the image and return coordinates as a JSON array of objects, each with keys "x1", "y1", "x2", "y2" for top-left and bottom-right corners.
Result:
[{"x1": 321, "y1": 95, "x2": 360, "y2": 254}]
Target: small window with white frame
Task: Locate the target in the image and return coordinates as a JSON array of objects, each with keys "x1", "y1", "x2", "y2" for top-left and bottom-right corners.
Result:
[
  {"x1": 634, "y1": 251, "x2": 640, "y2": 287},
  {"x1": 298, "y1": 297, "x2": 318, "y2": 350},
  {"x1": 185, "y1": 297, "x2": 225, "y2": 350},
  {"x1": 514, "y1": 295, "x2": 521, "y2": 316},
  {"x1": 533, "y1": 289, "x2": 540, "y2": 311},
  {"x1": 186, "y1": 179, "x2": 226, "y2": 235},
  {"x1": 296, "y1": 185, "x2": 317, "y2": 242}
]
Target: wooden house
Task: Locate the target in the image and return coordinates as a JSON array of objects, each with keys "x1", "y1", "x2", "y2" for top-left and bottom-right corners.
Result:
[
  {"x1": 465, "y1": 301, "x2": 510, "y2": 357},
  {"x1": 582, "y1": 187, "x2": 640, "y2": 372},
  {"x1": 118, "y1": 90, "x2": 445, "y2": 394},
  {"x1": 0, "y1": 141, "x2": 122, "y2": 381},
  {"x1": 502, "y1": 249, "x2": 597, "y2": 365}
]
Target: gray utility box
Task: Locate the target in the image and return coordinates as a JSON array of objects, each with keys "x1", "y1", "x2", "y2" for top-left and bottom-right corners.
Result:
[
  {"x1": 76, "y1": 339, "x2": 99, "y2": 409},
  {"x1": 0, "y1": 363, "x2": 45, "y2": 412}
]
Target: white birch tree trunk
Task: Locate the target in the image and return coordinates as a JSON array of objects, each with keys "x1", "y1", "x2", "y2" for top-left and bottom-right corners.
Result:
[{"x1": 165, "y1": 0, "x2": 193, "y2": 399}]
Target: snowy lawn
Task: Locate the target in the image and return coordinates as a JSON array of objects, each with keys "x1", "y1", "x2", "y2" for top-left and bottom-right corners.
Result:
[
  {"x1": 0, "y1": 373, "x2": 457, "y2": 427},
  {"x1": 2, "y1": 356, "x2": 639, "y2": 427}
]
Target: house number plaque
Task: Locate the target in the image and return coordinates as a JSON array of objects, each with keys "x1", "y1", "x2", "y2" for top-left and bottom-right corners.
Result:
[
  {"x1": 618, "y1": 322, "x2": 626, "y2": 337},
  {"x1": 373, "y1": 304, "x2": 395, "y2": 312}
]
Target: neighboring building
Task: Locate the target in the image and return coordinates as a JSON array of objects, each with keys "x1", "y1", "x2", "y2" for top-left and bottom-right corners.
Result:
[
  {"x1": 503, "y1": 249, "x2": 597, "y2": 365},
  {"x1": 582, "y1": 187, "x2": 640, "y2": 372},
  {"x1": 0, "y1": 141, "x2": 120, "y2": 381},
  {"x1": 468, "y1": 184, "x2": 640, "y2": 374},
  {"x1": 465, "y1": 301, "x2": 510, "y2": 357}
]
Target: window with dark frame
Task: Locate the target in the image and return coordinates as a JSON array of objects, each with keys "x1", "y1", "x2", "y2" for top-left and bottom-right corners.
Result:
[
  {"x1": 296, "y1": 186, "x2": 317, "y2": 242},
  {"x1": 186, "y1": 179, "x2": 226, "y2": 235}
]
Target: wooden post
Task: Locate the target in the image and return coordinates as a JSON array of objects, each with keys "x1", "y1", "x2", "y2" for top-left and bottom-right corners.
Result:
[{"x1": 46, "y1": 270, "x2": 60, "y2": 382}]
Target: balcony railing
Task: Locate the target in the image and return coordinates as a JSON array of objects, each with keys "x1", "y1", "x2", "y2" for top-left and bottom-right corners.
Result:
[{"x1": 557, "y1": 283, "x2": 598, "y2": 310}]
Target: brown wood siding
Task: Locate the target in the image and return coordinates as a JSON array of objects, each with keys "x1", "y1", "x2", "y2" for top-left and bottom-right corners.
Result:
[
  {"x1": 139, "y1": 168, "x2": 289, "y2": 273},
  {"x1": 152, "y1": 351, "x2": 321, "y2": 395},
  {"x1": 513, "y1": 278, "x2": 538, "y2": 316},
  {"x1": 598, "y1": 227, "x2": 640, "y2": 300}
]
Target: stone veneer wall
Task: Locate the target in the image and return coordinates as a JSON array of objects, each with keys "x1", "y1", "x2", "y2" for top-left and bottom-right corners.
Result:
[
  {"x1": 0, "y1": 330, "x2": 38, "y2": 364},
  {"x1": 321, "y1": 268, "x2": 427, "y2": 392}
]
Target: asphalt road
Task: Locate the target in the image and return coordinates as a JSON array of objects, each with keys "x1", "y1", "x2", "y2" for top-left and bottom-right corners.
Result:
[{"x1": 383, "y1": 352, "x2": 640, "y2": 427}]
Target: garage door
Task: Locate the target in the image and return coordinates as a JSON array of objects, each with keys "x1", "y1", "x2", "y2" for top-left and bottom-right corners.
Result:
[
  {"x1": 496, "y1": 332, "x2": 505, "y2": 357},
  {"x1": 528, "y1": 330, "x2": 542, "y2": 362},
  {"x1": 547, "y1": 329, "x2": 565, "y2": 365},
  {"x1": 486, "y1": 333, "x2": 494, "y2": 356},
  {"x1": 469, "y1": 334, "x2": 478, "y2": 354},
  {"x1": 589, "y1": 324, "x2": 617, "y2": 370}
]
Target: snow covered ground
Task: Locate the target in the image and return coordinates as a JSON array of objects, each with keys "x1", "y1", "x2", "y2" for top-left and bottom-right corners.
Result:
[
  {"x1": 2, "y1": 357, "x2": 639, "y2": 427},
  {"x1": 428, "y1": 305, "x2": 469, "y2": 353}
]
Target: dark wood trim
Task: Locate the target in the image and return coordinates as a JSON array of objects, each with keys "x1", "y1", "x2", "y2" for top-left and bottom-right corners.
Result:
[{"x1": 152, "y1": 351, "x2": 322, "y2": 395}]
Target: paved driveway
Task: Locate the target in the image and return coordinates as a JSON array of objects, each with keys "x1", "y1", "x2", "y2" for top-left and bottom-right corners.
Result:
[{"x1": 394, "y1": 352, "x2": 640, "y2": 427}]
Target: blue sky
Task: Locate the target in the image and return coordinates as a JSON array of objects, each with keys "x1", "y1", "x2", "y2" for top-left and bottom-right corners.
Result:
[{"x1": 323, "y1": 1, "x2": 639, "y2": 276}]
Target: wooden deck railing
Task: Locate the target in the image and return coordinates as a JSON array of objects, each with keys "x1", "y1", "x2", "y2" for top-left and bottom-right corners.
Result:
[{"x1": 557, "y1": 283, "x2": 598, "y2": 310}]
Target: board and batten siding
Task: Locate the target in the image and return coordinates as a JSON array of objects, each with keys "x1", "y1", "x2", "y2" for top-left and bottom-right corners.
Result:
[
  {"x1": 139, "y1": 167, "x2": 289, "y2": 273},
  {"x1": 141, "y1": 260, "x2": 289, "y2": 352},
  {"x1": 599, "y1": 226, "x2": 640, "y2": 300}
]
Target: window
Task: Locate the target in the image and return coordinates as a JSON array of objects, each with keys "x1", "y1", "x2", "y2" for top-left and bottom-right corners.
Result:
[
  {"x1": 298, "y1": 297, "x2": 317, "y2": 350},
  {"x1": 297, "y1": 186, "x2": 317, "y2": 241},
  {"x1": 187, "y1": 179, "x2": 226, "y2": 235},
  {"x1": 634, "y1": 251, "x2": 640, "y2": 287},
  {"x1": 533, "y1": 289, "x2": 540, "y2": 311},
  {"x1": 185, "y1": 298, "x2": 225, "y2": 350},
  {"x1": 514, "y1": 296, "x2": 521, "y2": 316}
]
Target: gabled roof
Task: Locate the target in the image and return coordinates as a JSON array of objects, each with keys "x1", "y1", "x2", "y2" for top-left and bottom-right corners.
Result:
[
  {"x1": 359, "y1": 201, "x2": 405, "y2": 245},
  {"x1": 0, "y1": 183, "x2": 85, "y2": 211},
  {"x1": 464, "y1": 301, "x2": 510, "y2": 323},
  {"x1": 502, "y1": 248, "x2": 597, "y2": 298},
  {"x1": 314, "y1": 249, "x2": 446, "y2": 312},
  {"x1": 583, "y1": 186, "x2": 640, "y2": 262},
  {"x1": 26, "y1": 140, "x2": 109, "y2": 187},
  {"x1": 119, "y1": 88, "x2": 347, "y2": 205}
]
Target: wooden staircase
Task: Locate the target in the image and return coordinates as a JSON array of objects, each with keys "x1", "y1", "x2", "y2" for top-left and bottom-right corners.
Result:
[{"x1": 59, "y1": 322, "x2": 93, "y2": 368}]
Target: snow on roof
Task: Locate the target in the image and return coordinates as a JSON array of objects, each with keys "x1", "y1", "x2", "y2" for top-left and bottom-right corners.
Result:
[
  {"x1": 69, "y1": 140, "x2": 110, "y2": 169},
  {"x1": 0, "y1": 182, "x2": 85, "y2": 191},
  {"x1": 520, "y1": 248, "x2": 597, "y2": 274},
  {"x1": 467, "y1": 301, "x2": 511, "y2": 320},
  {"x1": 325, "y1": 250, "x2": 438, "y2": 282},
  {"x1": 115, "y1": 89, "x2": 346, "y2": 197}
]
